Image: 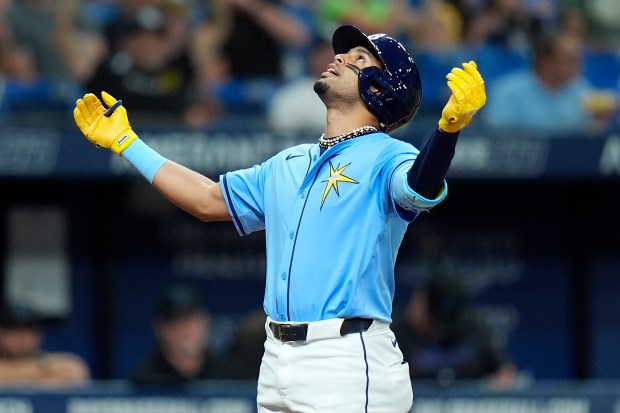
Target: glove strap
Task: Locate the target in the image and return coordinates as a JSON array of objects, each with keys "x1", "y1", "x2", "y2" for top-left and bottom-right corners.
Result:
[{"x1": 122, "y1": 139, "x2": 168, "y2": 183}]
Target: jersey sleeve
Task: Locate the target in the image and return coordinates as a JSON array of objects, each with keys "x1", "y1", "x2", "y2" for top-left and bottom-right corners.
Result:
[
  {"x1": 390, "y1": 160, "x2": 448, "y2": 213},
  {"x1": 220, "y1": 161, "x2": 270, "y2": 236}
]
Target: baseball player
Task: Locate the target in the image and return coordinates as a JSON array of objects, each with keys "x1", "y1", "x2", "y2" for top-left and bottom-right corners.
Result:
[{"x1": 74, "y1": 25, "x2": 485, "y2": 413}]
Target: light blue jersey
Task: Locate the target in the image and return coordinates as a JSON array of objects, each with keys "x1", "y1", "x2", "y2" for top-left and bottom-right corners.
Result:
[{"x1": 221, "y1": 132, "x2": 442, "y2": 323}]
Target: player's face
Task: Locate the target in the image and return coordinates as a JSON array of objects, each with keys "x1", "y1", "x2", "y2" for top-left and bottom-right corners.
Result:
[{"x1": 314, "y1": 46, "x2": 381, "y2": 98}]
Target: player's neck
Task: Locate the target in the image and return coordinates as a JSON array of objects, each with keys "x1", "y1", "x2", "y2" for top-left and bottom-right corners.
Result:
[
  {"x1": 323, "y1": 108, "x2": 380, "y2": 139},
  {"x1": 319, "y1": 125, "x2": 378, "y2": 150}
]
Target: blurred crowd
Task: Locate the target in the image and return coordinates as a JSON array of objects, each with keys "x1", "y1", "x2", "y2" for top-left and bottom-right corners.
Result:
[
  {"x1": 1, "y1": 0, "x2": 619, "y2": 134},
  {"x1": 0, "y1": 277, "x2": 518, "y2": 389}
]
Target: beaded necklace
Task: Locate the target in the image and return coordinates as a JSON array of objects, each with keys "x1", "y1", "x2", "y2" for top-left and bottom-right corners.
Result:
[{"x1": 318, "y1": 125, "x2": 378, "y2": 149}]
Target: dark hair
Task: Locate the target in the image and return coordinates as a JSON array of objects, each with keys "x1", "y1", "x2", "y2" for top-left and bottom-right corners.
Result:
[
  {"x1": 532, "y1": 29, "x2": 579, "y2": 63},
  {"x1": 0, "y1": 302, "x2": 44, "y2": 329},
  {"x1": 155, "y1": 284, "x2": 205, "y2": 322}
]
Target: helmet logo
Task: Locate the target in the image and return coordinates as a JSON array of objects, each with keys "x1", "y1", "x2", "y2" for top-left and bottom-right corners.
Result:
[{"x1": 368, "y1": 34, "x2": 386, "y2": 40}]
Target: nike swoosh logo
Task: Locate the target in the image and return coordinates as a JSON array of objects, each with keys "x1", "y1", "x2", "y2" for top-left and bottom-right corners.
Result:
[
  {"x1": 286, "y1": 154, "x2": 303, "y2": 161},
  {"x1": 391, "y1": 339, "x2": 398, "y2": 348}
]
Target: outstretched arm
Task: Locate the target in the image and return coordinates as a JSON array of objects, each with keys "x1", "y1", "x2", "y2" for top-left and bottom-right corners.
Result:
[
  {"x1": 73, "y1": 92, "x2": 231, "y2": 222},
  {"x1": 406, "y1": 128, "x2": 459, "y2": 199},
  {"x1": 152, "y1": 161, "x2": 231, "y2": 221},
  {"x1": 392, "y1": 61, "x2": 486, "y2": 211}
]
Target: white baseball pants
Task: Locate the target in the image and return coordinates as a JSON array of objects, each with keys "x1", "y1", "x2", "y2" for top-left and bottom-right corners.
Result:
[{"x1": 257, "y1": 317, "x2": 413, "y2": 413}]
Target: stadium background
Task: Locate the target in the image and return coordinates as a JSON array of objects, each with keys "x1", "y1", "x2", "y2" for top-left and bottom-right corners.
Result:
[{"x1": 1, "y1": 0, "x2": 620, "y2": 411}]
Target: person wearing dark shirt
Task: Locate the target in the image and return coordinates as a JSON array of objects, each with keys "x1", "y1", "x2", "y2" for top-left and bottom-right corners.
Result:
[
  {"x1": 392, "y1": 274, "x2": 517, "y2": 388},
  {"x1": 225, "y1": 307, "x2": 267, "y2": 380},
  {"x1": 191, "y1": 0, "x2": 311, "y2": 112},
  {"x1": 130, "y1": 284, "x2": 225, "y2": 385},
  {"x1": 86, "y1": 3, "x2": 210, "y2": 124}
]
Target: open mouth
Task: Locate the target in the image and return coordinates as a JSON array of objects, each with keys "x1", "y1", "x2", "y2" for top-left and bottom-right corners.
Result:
[{"x1": 322, "y1": 64, "x2": 339, "y2": 77}]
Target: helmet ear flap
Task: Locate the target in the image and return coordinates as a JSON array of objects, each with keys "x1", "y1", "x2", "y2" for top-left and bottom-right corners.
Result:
[
  {"x1": 359, "y1": 67, "x2": 398, "y2": 130},
  {"x1": 359, "y1": 66, "x2": 386, "y2": 94}
]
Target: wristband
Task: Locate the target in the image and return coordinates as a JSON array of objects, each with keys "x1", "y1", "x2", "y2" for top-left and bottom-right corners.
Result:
[{"x1": 122, "y1": 139, "x2": 167, "y2": 183}]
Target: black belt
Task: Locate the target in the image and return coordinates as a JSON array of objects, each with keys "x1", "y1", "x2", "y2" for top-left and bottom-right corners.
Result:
[{"x1": 269, "y1": 318, "x2": 373, "y2": 342}]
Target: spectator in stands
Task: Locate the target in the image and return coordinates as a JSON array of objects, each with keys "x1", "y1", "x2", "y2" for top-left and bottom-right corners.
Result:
[
  {"x1": 191, "y1": 0, "x2": 312, "y2": 114},
  {"x1": 225, "y1": 307, "x2": 267, "y2": 380},
  {"x1": 559, "y1": 7, "x2": 588, "y2": 41},
  {"x1": 0, "y1": 0, "x2": 81, "y2": 117},
  {"x1": 6, "y1": 0, "x2": 70, "y2": 79},
  {"x1": 54, "y1": 0, "x2": 109, "y2": 84},
  {"x1": 86, "y1": 0, "x2": 216, "y2": 127},
  {"x1": 130, "y1": 284, "x2": 226, "y2": 385},
  {"x1": 391, "y1": 274, "x2": 517, "y2": 389},
  {"x1": 0, "y1": 31, "x2": 37, "y2": 85},
  {"x1": 417, "y1": 1, "x2": 464, "y2": 52},
  {"x1": 563, "y1": 0, "x2": 620, "y2": 48},
  {"x1": 267, "y1": 37, "x2": 332, "y2": 132},
  {"x1": 395, "y1": 0, "x2": 464, "y2": 52},
  {"x1": 0, "y1": 301, "x2": 90, "y2": 386},
  {"x1": 465, "y1": 0, "x2": 553, "y2": 52},
  {"x1": 482, "y1": 29, "x2": 615, "y2": 134}
]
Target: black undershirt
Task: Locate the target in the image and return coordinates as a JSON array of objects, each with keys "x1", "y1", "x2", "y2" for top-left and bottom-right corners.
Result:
[{"x1": 407, "y1": 128, "x2": 459, "y2": 198}]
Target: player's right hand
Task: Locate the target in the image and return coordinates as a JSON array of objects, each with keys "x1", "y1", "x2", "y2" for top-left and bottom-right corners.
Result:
[{"x1": 74, "y1": 92, "x2": 138, "y2": 156}]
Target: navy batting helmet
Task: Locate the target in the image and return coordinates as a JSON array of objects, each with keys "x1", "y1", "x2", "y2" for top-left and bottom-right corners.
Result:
[{"x1": 332, "y1": 25, "x2": 422, "y2": 132}]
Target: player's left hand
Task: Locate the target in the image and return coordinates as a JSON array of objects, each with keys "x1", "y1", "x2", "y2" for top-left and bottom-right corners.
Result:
[{"x1": 438, "y1": 61, "x2": 486, "y2": 133}]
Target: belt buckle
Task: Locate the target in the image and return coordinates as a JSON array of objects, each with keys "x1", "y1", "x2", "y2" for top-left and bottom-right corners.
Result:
[{"x1": 276, "y1": 323, "x2": 292, "y2": 341}]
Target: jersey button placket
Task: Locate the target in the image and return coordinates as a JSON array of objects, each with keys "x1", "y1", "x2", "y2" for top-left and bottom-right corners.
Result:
[{"x1": 275, "y1": 185, "x2": 306, "y2": 321}]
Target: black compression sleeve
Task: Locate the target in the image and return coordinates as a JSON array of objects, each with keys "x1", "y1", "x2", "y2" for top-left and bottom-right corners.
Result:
[{"x1": 407, "y1": 128, "x2": 459, "y2": 198}]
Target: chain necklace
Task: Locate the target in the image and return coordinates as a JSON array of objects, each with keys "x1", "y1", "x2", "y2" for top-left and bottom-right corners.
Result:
[{"x1": 318, "y1": 125, "x2": 378, "y2": 149}]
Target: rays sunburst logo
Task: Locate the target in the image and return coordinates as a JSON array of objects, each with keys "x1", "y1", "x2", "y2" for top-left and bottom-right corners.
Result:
[{"x1": 320, "y1": 161, "x2": 359, "y2": 209}]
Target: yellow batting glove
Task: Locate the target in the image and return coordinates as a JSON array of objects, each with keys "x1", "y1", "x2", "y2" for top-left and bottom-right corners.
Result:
[
  {"x1": 438, "y1": 61, "x2": 486, "y2": 133},
  {"x1": 73, "y1": 91, "x2": 138, "y2": 156}
]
